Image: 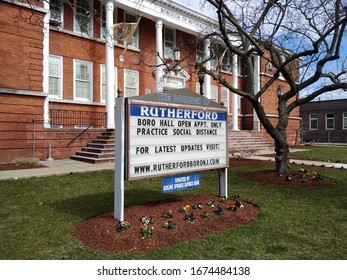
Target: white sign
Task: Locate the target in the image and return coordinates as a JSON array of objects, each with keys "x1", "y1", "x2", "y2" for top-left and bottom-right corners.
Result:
[
  {"x1": 126, "y1": 100, "x2": 228, "y2": 180},
  {"x1": 114, "y1": 89, "x2": 229, "y2": 221}
]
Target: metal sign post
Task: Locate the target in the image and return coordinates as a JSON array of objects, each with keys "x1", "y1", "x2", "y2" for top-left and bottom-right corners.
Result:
[{"x1": 114, "y1": 97, "x2": 125, "y2": 221}]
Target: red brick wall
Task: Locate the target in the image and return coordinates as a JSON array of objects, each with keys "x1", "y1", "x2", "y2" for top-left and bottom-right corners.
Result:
[
  {"x1": 0, "y1": 2, "x2": 44, "y2": 91},
  {"x1": 0, "y1": 92, "x2": 108, "y2": 162}
]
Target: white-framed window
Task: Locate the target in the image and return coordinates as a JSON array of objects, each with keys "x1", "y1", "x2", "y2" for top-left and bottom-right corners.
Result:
[
  {"x1": 49, "y1": 55, "x2": 63, "y2": 98},
  {"x1": 74, "y1": 0, "x2": 93, "y2": 36},
  {"x1": 211, "y1": 85, "x2": 218, "y2": 102},
  {"x1": 343, "y1": 112, "x2": 347, "y2": 130},
  {"x1": 124, "y1": 12, "x2": 139, "y2": 48},
  {"x1": 74, "y1": 60, "x2": 92, "y2": 101},
  {"x1": 326, "y1": 113, "x2": 335, "y2": 130},
  {"x1": 50, "y1": 0, "x2": 64, "y2": 27},
  {"x1": 196, "y1": 41, "x2": 203, "y2": 64},
  {"x1": 100, "y1": 65, "x2": 117, "y2": 103},
  {"x1": 100, "y1": 4, "x2": 117, "y2": 39},
  {"x1": 164, "y1": 27, "x2": 175, "y2": 59},
  {"x1": 124, "y1": 69, "x2": 139, "y2": 97},
  {"x1": 222, "y1": 50, "x2": 231, "y2": 72},
  {"x1": 221, "y1": 87, "x2": 229, "y2": 112},
  {"x1": 309, "y1": 114, "x2": 318, "y2": 130}
]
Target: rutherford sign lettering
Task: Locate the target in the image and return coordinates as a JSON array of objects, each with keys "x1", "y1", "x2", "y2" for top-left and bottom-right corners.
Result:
[{"x1": 126, "y1": 88, "x2": 229, "y2": 180}]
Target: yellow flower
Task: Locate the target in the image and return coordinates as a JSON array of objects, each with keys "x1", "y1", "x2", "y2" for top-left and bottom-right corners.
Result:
[
  {"x1": 185, "y1": 205, "x2": 190, "y2": 211},
  {"x1": 164, "y1": 222, "x2": 168, "y2": 228}
]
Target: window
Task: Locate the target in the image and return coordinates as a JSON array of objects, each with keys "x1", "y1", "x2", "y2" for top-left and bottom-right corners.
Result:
[
  {"x1": 124, "y1": 12, "x2": 139, "y2": 48},
  {"x1": 49, "y1": 55, "x2": 63, "y2": 98},
  {"x1": 211, "y1": 85, "x2": 218, "y2": 102},
  {"x1": 164, "y1": 27, "x2": 175, "y2": 59},
  {"x1": 124, "y1": 69, "x2": 139, "y2": 97},
  {"x1": 221, "y1": 87, "x2": 229, "y2": 111},
  {"x1": 222, "y1": 50, "x2": 231, "y2": 72},
  {"x1": 50, "y1": 0, "x2": 63, "y2": 26},
  {"x1": 74, "y1": 0, "x2": 93, "y2": 36},
  {"x1": 196, "y1": 41, "x2": 203, "y2": 64},
  {"x1": 343, "y1": 112, "x2": 347, "y2": 130},
  {"x1": 100, "y1": 65, "x2": 117, "y2": 103},
  {"x1": 74, "y1": 60, "x2": 92, "y2": 101},
  {"x1": 309, "y1": 114, "x2": 318, "y2": 130},
  {"x1": 326, "y1": 113, "x2": 335, "y2": 130}
]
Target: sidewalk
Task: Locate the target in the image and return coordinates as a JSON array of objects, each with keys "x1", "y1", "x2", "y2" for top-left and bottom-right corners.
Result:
[
  {"x1": 0, "y1": 152, "x2": 346, "y2": 180},
  {"x1": 0, "y1": 159, "x2": 115, "y2": 180},
  {"x1": 247, "y1": 148, "x2": 347, "y2": 169}
]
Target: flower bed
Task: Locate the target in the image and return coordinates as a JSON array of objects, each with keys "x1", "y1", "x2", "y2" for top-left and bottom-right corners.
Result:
[{"x1": 72, "y1": 194, "x2": 260, "y2": 253}]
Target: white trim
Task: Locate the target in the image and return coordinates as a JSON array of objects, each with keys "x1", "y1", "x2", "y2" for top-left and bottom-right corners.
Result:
[
  {"x1": 73, "y1": 0, "x2": 93, "y2": 36},
  {"x1": 124, "y1": 69, "x2": 139, "y2": 97},
  {"x1": 115, "y1": 0, "x2": 214, "y2": 35},
  {"x1": 221, "y1": 87, "x2": 230, "y2": 114},
  {"x1": 325, "y1": 113, "x2": 335, "y2": 130},
  {"x1": 0, "y1": 88, "x2": 47, "y2": 97},
  {"x1": 309, "y1": 113, "x2": 318, "y2": 130},
  {"x1": 164, "y1": 26, "x2": 176, "y2": 59},
  {"x1": 210, "y1": 85, "x2": 218, "y2": 102},
  {"x1": 73, "y1": 59, "x2": 93, "y2": 102},
  {"x1": 47, "y1": 98, "x2": 106, "y2": 106},
  {"x1": 48, "y1": 55, "x2": 63, "y2": 99},
  {"x1": 124, "y1": 11, "x2": 139, "y2": 48},
  {"x1": 343, "y1": 112, "x2": 347, "y2": 130},
  {"x1": 100, "y1": 64, "x2": 117, "y2": 103}
]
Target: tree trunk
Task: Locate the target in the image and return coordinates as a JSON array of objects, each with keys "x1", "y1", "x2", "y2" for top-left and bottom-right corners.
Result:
[{"x1": 274, "y1": 142, "x2": 291, "y2": 174}]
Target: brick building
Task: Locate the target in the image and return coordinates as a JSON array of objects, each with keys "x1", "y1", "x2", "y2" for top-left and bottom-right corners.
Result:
[
  {"x1": 0, "y1": 0, "x2": 300, "y2": 163},
  {"x1": 300, "y1": 99, "x2": 347, "y2": 143}
]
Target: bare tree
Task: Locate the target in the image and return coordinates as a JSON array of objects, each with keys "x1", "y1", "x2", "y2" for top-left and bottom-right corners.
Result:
[{"x1": 194, "y1": 0, "x2": 347, "y2": 173}]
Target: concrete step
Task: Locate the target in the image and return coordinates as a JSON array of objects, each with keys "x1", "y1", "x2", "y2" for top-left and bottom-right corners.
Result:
[
  {"x1": 70, "y1": 155, "x2": 115, "y2": 164},
  {"x1": 75, "y1": 151, "x2": 115, "y2": 159},
  {"x1": 71, "y1": 129, "x2": 116, "y2": 164},
  {"x1": 82, "y1": 147, "x2": 115, "y2": 153}
]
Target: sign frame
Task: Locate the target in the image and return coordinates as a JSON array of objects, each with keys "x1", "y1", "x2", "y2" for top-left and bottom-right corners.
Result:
[{"x1": 114, "y1": 89, "x2": 229, "y2": 221}]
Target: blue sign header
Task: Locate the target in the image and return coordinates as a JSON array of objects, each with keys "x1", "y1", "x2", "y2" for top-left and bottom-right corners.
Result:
[{"x1": 130, "y1": 105, "x2": 226, "y2": 121}]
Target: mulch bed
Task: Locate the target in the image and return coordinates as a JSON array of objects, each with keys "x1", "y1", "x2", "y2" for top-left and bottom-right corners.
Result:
[{"x1": 72, "y1": 194, "x2": 260, "y2": 253}]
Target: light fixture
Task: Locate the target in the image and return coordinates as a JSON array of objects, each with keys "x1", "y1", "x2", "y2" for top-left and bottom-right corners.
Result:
[
  {"x1": 198, "y1": 69, "x2": 205, "y2": 96},
  {"x1": 277, "y1": 85, "x2": 283, "y2": 97},
  {"x1": 173, "y1": 47, "x2": 180, "y2": 61}
]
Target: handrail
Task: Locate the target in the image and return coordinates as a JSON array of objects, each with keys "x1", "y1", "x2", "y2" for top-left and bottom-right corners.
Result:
[
  {"x1": 67, "y1": 113, "x2": 107, "y2": 146},
  {"x1": 49, "y1": 109, "x2": 106, "y2": 146}
]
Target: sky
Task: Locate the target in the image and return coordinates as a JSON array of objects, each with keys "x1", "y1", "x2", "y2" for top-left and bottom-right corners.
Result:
[{"x1": 173, "y1": 0, "x2": 347, "y2": 101}]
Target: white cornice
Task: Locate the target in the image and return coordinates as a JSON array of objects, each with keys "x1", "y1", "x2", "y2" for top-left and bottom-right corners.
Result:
[{"x1": 115, "y1": 0, "x2": 217, "y2": 35}]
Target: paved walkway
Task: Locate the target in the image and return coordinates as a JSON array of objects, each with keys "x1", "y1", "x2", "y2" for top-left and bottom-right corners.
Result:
[{"x1": 0, "y1": 150, "x2": 346, "y2": 180}]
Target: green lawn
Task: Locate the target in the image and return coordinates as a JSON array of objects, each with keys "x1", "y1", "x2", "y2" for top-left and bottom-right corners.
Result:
[
  {"x1": 0, "y1": 163, "x2": 346, "y2": 260},
  {"x1": 291, "y1": 146, "x2": 347, "y2": 163}
]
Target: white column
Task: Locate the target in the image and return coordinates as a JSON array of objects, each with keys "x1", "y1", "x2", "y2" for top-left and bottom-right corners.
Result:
[
  {"x1": 105, "y1": 0, "x2": 115, "y2": 129},
  {"x1": 203, "y1": 39, "x2": 211, "y2": 99},
  {"x1": 43, "y1": 1, "x2": 50, "y2": 128},
  {"x1": 155, "y1": 18, "x2": 163, "y2": 92},
  {"x1": 253, "y1": 55, "x2": 260, "y2": 131},
  {"x1": 232, "y1": 54, "x2": 239, "y2": 130}
]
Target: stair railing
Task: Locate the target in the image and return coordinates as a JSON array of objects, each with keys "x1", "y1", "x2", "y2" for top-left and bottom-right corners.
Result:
[{"x1": 49, "y1": 109, "x2": 106, "y2": 146}]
